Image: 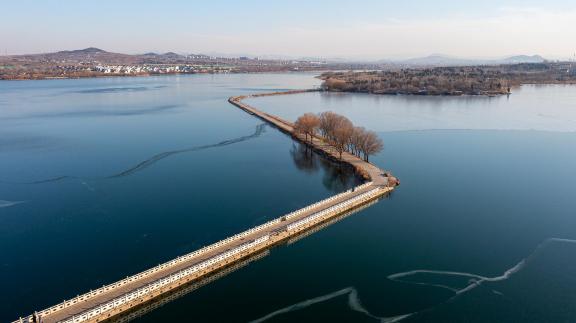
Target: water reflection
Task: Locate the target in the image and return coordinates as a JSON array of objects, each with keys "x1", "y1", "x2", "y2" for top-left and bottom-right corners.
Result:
[
  {"x1": 109, "y1": 250, "x2": 271, "y2": 323},
  {"x1": 289, "y1": 143, "x2": 320, "y2": 174},
  {"x1": 290, "y1": 143, "x2": 361, "y2": 193}
]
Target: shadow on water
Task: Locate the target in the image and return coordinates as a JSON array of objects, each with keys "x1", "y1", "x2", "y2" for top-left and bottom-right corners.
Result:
[
  {"x1": 290, "y1": 143, "x2": 362, "y2": 193},
  {"x1": 2, "y1": 124, "x2": 267, "y2": 185},
  {"x1": 106, "y1": 250, "x2": 272, "y2": 323}
]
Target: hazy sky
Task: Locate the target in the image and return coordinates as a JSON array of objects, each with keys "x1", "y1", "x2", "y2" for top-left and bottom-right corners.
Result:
[{"x1": 1, "y1": 0, "x2": 575, "y2": 59}]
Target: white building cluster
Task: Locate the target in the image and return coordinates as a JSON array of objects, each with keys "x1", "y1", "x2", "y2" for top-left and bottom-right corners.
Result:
[{"x1": 91, "y1": 64, "x2": 232, "y2": 74}]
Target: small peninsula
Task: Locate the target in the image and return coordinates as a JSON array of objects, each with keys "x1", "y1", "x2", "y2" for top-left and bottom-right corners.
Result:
[{"x1": 321, "y1": 62, "x2": 576, "y2": 96}]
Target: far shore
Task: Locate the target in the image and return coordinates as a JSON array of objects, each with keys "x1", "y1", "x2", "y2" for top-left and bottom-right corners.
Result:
[
  {"x1": 0, "y1": 70, "x2": 329, "y2": 81},
  {"x1": 320, "y1": 63, "x2": 576, "y2": 96}
]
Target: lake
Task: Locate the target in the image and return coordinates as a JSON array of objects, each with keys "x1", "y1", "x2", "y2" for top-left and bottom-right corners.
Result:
[{"x1": 1, "y1": 75, "x2": 575, "y2": 322}]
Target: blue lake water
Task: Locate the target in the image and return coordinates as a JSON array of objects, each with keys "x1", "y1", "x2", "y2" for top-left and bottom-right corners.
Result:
[{"x1": 1, "y1": 75, "x2": 575, "y2": 322}]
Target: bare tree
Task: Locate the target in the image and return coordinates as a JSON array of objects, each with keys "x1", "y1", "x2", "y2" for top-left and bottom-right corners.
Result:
[
  {"x1": 318, "y1": 111, "x2": 339, "y2": 139},
  {"x1": 293, "y1": 118, "x2": 306, "y2": 139},
  {"x1": 349, "y1": 126, "x2": 366, "y2": 157},
  {"x1": 322, "y1": 78, "x2": 348, "y2": 91},
  {"x1": 321, "y1": 67, "x2": 521, "y2": 95},
  {"x1": 299, "y1": 111, "x2": 381, "y2": 162},
  {"x1": 330, "y1": 115, "x2": 353, "y2": 159},
  {"x1": 359, "y1": 130, "x2": 383, "y2": 162},
  {"x1": 294, "y1": 113, "x2": 320, "y2": 143}
]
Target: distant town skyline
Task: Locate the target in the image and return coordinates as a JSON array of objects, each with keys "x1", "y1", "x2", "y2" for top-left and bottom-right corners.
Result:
[{"x1": 2, "y1": 0, "x2": 575, "y2": 59}]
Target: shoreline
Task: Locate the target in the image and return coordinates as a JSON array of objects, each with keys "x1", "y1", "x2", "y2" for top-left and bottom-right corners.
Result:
[
  {"x1": 0, "y1": 70, "x2": 328, "y2": 82},
  {"x1": 324, "y1": 89, "x2": 510, "y2": 97}
]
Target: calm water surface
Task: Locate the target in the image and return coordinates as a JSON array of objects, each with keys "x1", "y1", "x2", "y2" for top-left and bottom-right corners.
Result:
[{"x1": 1, "y1": 75, "x2": 575, "y2": 322}]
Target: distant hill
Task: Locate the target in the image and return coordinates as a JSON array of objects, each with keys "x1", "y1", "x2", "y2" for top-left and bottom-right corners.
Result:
[
  {"x1": 393, "y1": 54, "x2": 546, "y2": 67},
  {"x1": 399, "y1": 54, "x2": 477, "y2": 66},
  {"x1": 57, "y1": 47, "x2": 107, "y2": 54},
  {"x1": 502, "y1": 55, "x2": 546, "y2": 64},
  {"x1": 8, "y1": 47, "x2": 138, "y2": 64},
  {"x1": 1, "y1": 47, "x2": 552, "y2": 75},
  {"x1": 6, "y1": 48, "x2": 195, "y2": 65}
]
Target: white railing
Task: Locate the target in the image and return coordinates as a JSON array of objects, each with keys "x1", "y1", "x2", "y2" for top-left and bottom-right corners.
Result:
[
  {"x1": 17, "y1": 181, "x2": 376, "y2": 322},
  {"x1": 284, "y1": 182, "x2": 373, "y2": 220},
  {"x1": 287, "y1": 187, "x2": 382, "y2": 231},
  {"x1": 59, "y1": 235, "x2": 270, "y2": 323}
]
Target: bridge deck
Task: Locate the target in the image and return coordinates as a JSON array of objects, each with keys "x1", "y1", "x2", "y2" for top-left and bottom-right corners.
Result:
[
  {"x1": 16, "y1": 90, "x2": 395, "y2": 323},
  {"x1": 41, "y1": 185, "x2": 380, "y2": 323}
]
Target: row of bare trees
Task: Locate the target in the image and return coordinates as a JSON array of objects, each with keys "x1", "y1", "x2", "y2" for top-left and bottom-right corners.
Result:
[{"x1": 294, "y1": 111, "x2": 383, "y2": 162}]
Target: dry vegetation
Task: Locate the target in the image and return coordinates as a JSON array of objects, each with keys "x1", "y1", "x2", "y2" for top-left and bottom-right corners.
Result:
[
  {"x1": 294, "y1": 111, "x2": 383, "y2": 162},
  {"x1": 321, "y1": 62, "x2": 576, "y2": 96}
]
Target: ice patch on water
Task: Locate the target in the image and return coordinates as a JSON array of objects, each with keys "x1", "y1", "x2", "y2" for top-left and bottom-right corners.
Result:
[
  {"x1": 249, "y1": 288, "x2": 352, "y2": 323},
  {"x1": 0, "y1": 200, "x2": 26, "y2": 208},
  {"x1": 81, "y1": 181, "x2": 96, "y2": 192},
  {"x1": 249, "y1": 238, "x2": 576, "y2": 322},
  {"x1": 388, "y1": 238, "x2": 575, "y2": 296},
  {"x1": 249, "y1": 286, "x2": 414, "y2": 323}
]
